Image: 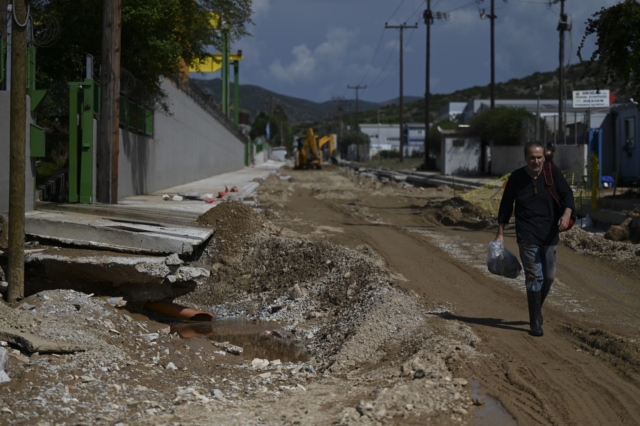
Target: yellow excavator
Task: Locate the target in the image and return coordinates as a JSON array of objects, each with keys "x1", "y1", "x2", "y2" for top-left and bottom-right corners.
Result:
[{"x1": 295, "y1": 128, "x2": 337, "y2": 169}]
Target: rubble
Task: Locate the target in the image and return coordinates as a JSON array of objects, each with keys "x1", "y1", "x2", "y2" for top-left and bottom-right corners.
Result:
[{"x1": 0, "y1": 347, "x2": 10, "y2": 383}]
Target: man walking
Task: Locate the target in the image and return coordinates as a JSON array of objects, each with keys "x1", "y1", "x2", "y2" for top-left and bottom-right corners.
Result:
[{"x1": 495, "y1": 141, "x2": 574, "y2": 336}]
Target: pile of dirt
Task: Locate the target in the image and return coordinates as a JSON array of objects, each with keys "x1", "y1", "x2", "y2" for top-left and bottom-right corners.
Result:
[
  {"x1": 421, "y1": 197, "x2": 495, "y2": 229},
  {"x1": 182, "y1": 212, "x2": 464, "y2": 374},
  {"x1": 195, "y1": 200, "x2": 270, "y2": 260},
  {"x1": 562, "y1": 227, "x2": 640, "y2": 261}
]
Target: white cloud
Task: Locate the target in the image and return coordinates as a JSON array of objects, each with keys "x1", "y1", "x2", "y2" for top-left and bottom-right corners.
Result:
[
  {"x1": 269, "y1": 27, "x2": 359, "y2": 82},
  {"x1": 252, "y1": 0, "x2": 270, "y2": 20}
]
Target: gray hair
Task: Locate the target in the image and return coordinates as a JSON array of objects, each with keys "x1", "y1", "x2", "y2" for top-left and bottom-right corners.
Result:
[{"x1": 524, "y1": 141, "x2": 544, "y2": 157}]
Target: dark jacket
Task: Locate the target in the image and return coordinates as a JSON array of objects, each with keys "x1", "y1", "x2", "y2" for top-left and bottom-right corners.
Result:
[{"x1": 497, "y1": 162, "x2": 575, "y2": 246}]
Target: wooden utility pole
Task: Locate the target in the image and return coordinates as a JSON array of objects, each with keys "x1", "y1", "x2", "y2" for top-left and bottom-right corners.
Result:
[
  {"x1": 386, "y1": 22, "x2": 418, "y2": 162},
  {"x1": 557, "y1": 0, "x2": 569, "y2": 139},
  {"x1": 423, "y1": 4, "x2": 448, "y2": 170},
  {"x1": 347, "y1": 85, "x2": 366, "y2": 162},
  {"x1": 7, "y1": 0, "x2": 28, "y2": 302},
  {"x1": 480, "y1": 3, "x2": 498, "y2": 109},
  {"x1": 331, "y1": 96, "x2": 345, "y2": 139},
  {"x1": 490, "y1": 0, "x2": 496, "y2": 109},
  {"x1": 97, "y1": 0, "x2": 122, "y2": 204}
]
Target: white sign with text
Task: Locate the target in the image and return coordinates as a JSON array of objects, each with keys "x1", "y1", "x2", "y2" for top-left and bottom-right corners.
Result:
[{"x1": 572, "y1": 90, "x2": 610, "y2": 108}]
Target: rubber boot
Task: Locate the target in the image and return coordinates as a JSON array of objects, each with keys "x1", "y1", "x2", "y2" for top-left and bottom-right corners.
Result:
[
  {"x1": 540, "y1": 279, "x2": 553, "y2": 325},
  {"x1": 541, "y1": 279, "x2": 554, "y2": 306},
  {"x1": 527, "y1": 291, "x2": 544, "y2": 337}
]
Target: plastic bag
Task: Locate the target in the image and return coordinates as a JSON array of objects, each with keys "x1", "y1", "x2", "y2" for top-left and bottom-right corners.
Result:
[{"x1": 486, "y1": 241, "x2": 522, "y2": 279}]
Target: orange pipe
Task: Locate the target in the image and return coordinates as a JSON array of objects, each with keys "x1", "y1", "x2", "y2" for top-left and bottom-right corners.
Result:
[{"x1": 144, "y1": 300, "x2": 214, "y2": 322}]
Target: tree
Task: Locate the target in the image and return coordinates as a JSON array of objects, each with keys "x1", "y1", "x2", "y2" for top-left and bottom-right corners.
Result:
[
  {"x1": 339, "y1": 130, "x2": 370, "y2": 158},
  {"x1": 428, "y1": 119, "x2": 458, "y2": 155},
  {"x1": 32, "y1": 0, "x2": 253, "y2": 106},
  {"x1": 578, "y1": 0, "x2": 640, "y2": 103},
  {"x1": 250, "y1": 109, "x2": 293, "y2": 152},
  {"x1": 468, "y1": 107, "x2": 534, "y2": 146}
]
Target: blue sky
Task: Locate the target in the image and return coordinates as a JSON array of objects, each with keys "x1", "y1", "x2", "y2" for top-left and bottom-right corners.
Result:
[{"x1": 193, "y1": 0, "x2": 618, "y2": 103}]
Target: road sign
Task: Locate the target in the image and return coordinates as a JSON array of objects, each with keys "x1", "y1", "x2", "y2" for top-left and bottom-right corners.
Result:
[{"x1": 572, "y1": 90, "x2": 611, "y2": 108}]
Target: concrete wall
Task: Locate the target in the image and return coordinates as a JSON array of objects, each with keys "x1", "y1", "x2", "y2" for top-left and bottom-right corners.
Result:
[
  {"x1": 117, "y1": 79, "x2": 245, "y2": 198},
  {"x1": 269, "y1": 148, "x2": 287, "y2": 162},
  {"x1": 491, "y1": 145, "x2": 588, "y2": 178},
  {"x1": 439, "y1": 136, "x2": 482, "y2": 175},
  {"x1": 0, "y1": 92, "x2": 35, "y2": 215}
]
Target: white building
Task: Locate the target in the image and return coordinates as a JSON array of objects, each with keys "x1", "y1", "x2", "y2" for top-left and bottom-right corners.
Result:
[
  {"x1": 360, "y1": 123, "x2": 427, "y2": 158},
  {"x1": 439, "y1": 102, "x2": 467, "y2": 121},
  {"x1": 360, "y1": 124, "x2": 401, "y2": 157}
]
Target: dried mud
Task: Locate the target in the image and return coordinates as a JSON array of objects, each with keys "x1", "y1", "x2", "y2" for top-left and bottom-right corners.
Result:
[{"x1": 2, "y1": 165, "x2": 640, "y2": 425}]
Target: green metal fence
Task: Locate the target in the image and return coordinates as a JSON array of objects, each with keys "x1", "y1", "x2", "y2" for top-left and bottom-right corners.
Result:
[{"x1": 119, "y1": 96, "x2": 154, "y2": 137}]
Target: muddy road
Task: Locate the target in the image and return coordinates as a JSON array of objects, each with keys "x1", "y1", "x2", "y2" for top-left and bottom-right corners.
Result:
[
  {"x1": 263, "y1": 166, "x2": 640, "y2": 425},
  {"x1": 1, "y1": 165, "x2": 639, "y2": 425}
]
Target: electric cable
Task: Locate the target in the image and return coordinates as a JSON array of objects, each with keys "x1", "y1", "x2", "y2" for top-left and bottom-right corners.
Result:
[
  {"x1": 369, "y1": 26, "x2": 418, "y2": 89},
  {"x1": 12, "y1": 0, "x2": 30, "y2": 29}
]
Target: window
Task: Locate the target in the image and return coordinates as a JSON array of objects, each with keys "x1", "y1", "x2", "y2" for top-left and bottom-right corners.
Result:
[
  {"x1": 452, "y1": 139, "x2": 465, "y2": 148},
  {"x1": 624, "y1": 117, "x2": 635, "y2": 148}
]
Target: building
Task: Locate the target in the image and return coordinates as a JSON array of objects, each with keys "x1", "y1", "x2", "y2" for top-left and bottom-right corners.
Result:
[
  {"x1": 360, "y1": 123, "x2": 427, "y2": 158},
  {"x1": 360, "y1": 124, "x2": 401, "y2": 157},
  {"x1": 458, "y1": 99, "x2": 583, "y2": 123},
  {"x1": 405, "y1": 123, "x2": 428, "y2": 157},
  {"x1": 439, "y1": 102, "x2": 467, "y2": 121}
]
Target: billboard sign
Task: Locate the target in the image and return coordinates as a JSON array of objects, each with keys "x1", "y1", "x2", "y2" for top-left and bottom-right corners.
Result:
[{"x1": 572, "y1": 90, "x2": 611, "y2": 108}]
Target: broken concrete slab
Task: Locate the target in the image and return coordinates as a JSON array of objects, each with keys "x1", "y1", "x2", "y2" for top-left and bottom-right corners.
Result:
[
  {"x1": 21, "y1": 248, "x2": 209, "y2": 302},
  {"x1": 26, "y1": 211, "x2": 212, "y2": 255},
  {"x1": 0, "y1": 327, "x2": 95, "y2": 354}
]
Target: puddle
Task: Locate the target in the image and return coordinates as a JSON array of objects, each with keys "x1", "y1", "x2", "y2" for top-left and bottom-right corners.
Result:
[
  {"x1": 170, "y1": 317, "x2": 309, "y2": 363},
  {"x1": 469, "y1": 380, "x2": 518, "y2": 426}
]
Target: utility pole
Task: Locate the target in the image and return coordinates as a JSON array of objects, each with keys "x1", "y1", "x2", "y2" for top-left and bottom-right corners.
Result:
[
  {"x1": 423, "y1": 3, "x2": 448, "y2": 170},
  {"x1": 97, "y1": 0, "x2": 122, "y2": 204},
  {"x1": 480, "y1": 2, "x2": 498, "y2": 109},
  {"x1": 332, "y1": 96, "x2": 345, "y2": 139},
  {"x1": 386, "y1": 22, "x2": 418, "y2": 162},
  {"x1": 557, "y1": 0, "x2": 570, "y2": 140},
  {"x1": 7, "y1": 0, "x2": 28, "y2": 302},
  {"x1": 347, "y1": 85, "x2": 366, "y2": 162}
]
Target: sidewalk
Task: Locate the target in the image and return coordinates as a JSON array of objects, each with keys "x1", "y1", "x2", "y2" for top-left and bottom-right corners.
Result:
[{"x1": 28, "y1": 161, "x2": 284, "y2": 253}]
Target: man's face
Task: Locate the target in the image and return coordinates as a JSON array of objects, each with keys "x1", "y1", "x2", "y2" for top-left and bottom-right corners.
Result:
[{"x1": 525, "y1": 146, "x2": 545, "y2": 174}]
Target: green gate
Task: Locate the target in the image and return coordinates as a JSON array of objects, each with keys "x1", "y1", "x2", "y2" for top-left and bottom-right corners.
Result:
[{"x1": 68, "y1": 79, "x2": 99, "y2": 204}]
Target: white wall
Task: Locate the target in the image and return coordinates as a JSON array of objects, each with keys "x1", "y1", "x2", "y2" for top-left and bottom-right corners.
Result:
[
  {"x1": 491, "y1": 145, "x2": 588, "y2": 178},
  {"x1": 439, "y1": 136, "x2": 482, "y2": 175},
  {"x1": 0, "y1": 93, "x2": 35, "y2": 215},
  {"x1": 491, "y1": 146, "x2": 525, "y2": 176},
  {"x1": 269, "y1": 148, "x2": 287, "y2": 162},
  {"x1": 118, "y1": 79, "x2": 245, "y2": 198}
]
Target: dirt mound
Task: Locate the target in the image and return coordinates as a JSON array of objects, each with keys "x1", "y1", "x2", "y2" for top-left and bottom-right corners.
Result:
[
  {"x1": 421, "y1": 197, "x2": 494, "y2": 229},
  {"x1": 179, "y1": 234, "x2": 392, "y2": 310},
  {"x1": 195, "y1": 200, "x2": 267, "y2": 259},
  {"x1": 562, "y1": 227, "x2": 640, "y2": 261}
]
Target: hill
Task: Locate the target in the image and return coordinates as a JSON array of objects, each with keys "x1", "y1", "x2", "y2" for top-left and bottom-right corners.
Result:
[
  {"x1": 191, "y1": 78, "x2": 420, "y2": 124},
  {"x1": 357, "y1": 62, "x2": 633, "y2": 124}
]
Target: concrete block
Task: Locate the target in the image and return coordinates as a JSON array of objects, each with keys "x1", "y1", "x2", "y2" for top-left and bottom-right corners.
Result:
[
  {"x1": 25, "y1": 211, "x2": 212, "y2": 255},
  {"x1": 22, "y1": 248, "x2": 206, "y2": 301}
]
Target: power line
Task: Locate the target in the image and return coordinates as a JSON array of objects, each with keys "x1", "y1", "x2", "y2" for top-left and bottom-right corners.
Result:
[{"x1": 356, "y1": 0, "x2": 414, "y2": 88}]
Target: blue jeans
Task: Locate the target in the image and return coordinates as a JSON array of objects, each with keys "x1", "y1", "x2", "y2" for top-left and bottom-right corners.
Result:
[{"x1": 518, "y1": 244, "x2": 557, "y2": 292}]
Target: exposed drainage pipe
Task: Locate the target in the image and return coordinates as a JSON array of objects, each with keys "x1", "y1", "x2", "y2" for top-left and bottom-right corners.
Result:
[{"x1": 143, "y1": 300, "x2": 214, "y2": 322}]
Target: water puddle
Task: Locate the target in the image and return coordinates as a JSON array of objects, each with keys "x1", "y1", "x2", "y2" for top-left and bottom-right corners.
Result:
[
  {"x1": 170, "y1": 317, "x2": 309, "y2": 363},
  {"x1": 469, "y1": 380, "x2": 518, "y2": 426}
]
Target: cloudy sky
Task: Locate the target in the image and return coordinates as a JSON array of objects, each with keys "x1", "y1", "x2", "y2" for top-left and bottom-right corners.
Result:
[{"x1": 194, "y1": 0, "x2": 618, "y2": 103}]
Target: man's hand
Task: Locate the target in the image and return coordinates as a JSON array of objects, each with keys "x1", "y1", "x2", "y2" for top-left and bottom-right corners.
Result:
[
  {"x1": 558, "y1": 209, "x2": 573, "y2": 231},
  {"x1": 495, "y1": 224, "x2": 505, "y2": 242}
]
